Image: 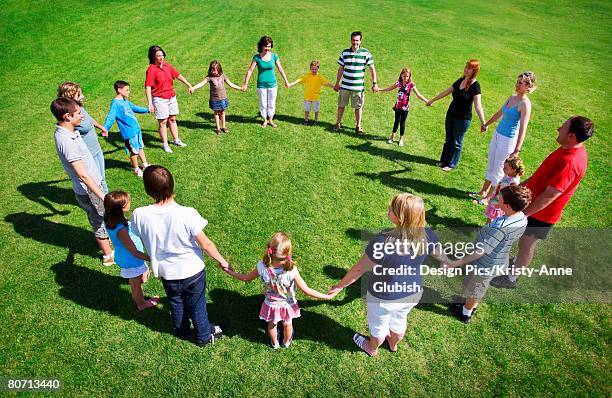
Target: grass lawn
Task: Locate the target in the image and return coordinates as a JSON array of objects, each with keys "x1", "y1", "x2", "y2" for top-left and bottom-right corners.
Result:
[{"x1": 0, "y1": 0, "x2": 610, "y2": 396}]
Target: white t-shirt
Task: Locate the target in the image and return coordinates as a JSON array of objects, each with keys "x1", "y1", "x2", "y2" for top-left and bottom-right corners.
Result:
[{"x1": 131, "y1": 201, "x2": 208, "y2": 280}]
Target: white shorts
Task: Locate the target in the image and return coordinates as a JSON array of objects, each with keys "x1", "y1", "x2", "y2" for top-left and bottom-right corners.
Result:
[
  {"x1": 303, "y1": 100, "x2": 320, "y2": 112},
  {"x1": 366, "y1": 293, "x2": 420, "y2": 338},
  {"x1": 120, "y1": 264, "x2": 148, "y2": 279},
  {"x1": 153, "y1": 96, "x2": 179, "y2": 120}
]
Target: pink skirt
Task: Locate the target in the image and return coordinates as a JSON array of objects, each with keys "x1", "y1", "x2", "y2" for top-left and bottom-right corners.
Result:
[
  {"x1": 259, "y1": 301, "x2": 301, "y2": 324},
  {"x1": 485, "y1": 203, "x2": 504, "y2": 220}
]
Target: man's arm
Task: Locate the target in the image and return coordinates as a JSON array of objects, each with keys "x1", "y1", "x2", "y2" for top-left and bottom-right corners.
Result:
[
  {"x1": 523, "y1": 186, "x2": 562, "y2": 217},
  {"x1": 71, "y1": 160, "x2": 105, "y2": 200}
]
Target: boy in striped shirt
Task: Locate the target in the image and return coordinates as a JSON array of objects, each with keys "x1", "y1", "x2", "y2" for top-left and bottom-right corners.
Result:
[{"x1": 333, "y1": 31, "x2": 379, "y2": 133}]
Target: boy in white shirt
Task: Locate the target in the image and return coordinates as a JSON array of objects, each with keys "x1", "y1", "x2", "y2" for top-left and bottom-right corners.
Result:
[{"x1": 131, "y1": 165, "x2": 230, "y2": 346}]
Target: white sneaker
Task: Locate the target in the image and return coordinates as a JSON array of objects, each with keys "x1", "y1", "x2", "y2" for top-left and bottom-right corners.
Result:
[
  {"x1": 142, "y1": 162, "x2": 149, "y2": 169},
  {"x1": 134, "y1": 168, "x2": 144, "y2": 177},
  {"x1": 399, "y1": 140, "x2": 405, "y2": 147},
  {"x1": 102, "y1": 250, "x2": 115, "y2": 266},
  {"x1": 163, "y1": 144, "x2": 173, "y2": 153},
  {"x1": 173, "y1": 139, "x2": 187, "y2": 147},
  {"x1": 387, "y1": 139, "x2": 393, "y2": 144}
]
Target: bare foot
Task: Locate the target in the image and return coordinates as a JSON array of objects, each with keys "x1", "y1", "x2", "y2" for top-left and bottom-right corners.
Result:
[
  {"x1": 138, "y1": 297, "x2": 160, "y2": 311},
  {"x1": 386, "y1": 335, "x2": 398, "y2": 352}
]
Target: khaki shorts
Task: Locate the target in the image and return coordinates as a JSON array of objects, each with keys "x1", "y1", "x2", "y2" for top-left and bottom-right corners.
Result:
[
  {"x1": 338, "y1": 89, "x2": 364, "y2": 109},
  {"x1": 463, "y1": 274, "x2": 494, "y2": 301},
  {"x1": 153, "y1": 96, "x2": 179, "y2": 120}
]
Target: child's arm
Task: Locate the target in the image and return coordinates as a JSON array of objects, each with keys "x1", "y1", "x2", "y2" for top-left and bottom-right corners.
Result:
[
  {"x1": 103, "y1": 102, "x2": 117, "y2": 132},
  {"x1": 194, "y1": 231, "x2": 230, "y2": 270},
  {"x1": 128, "y1": 101, "x2": 150, "y2": 114},
  {"x1": 430, "y1": 245, "x2": 455, "y2": 268},
  {"x1": 287, "y1": 78, "x2": 302, "y2": 88},
  {"x1": 294, "y1": 272, "x2": 334, "y2": 300},
  {"x1": 91, "y1": 118, "x2": 109, "y2": 138},
  {"x1": 223, "y1": 76, "x2": 242, "y2": 91},
  {"x1": 380, "y1": 83, "x2": 397, "y2": 92},
  {"x1": 225, "y1": 266, "x2": 259, "y2": 282},
  {"x1": 190, "y1": 77, "x2": 209, "y2": 94},
  {"x1": 412, "y1": 86, "x2": 429, "y2": 103},
  {"x1": 117, "y1": 227, "x2": 150, "y2": 261}
]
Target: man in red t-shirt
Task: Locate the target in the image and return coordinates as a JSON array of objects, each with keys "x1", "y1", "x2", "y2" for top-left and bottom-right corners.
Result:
[{"x1": 491, "y1": 116, "x2": 595, "y2": 289}]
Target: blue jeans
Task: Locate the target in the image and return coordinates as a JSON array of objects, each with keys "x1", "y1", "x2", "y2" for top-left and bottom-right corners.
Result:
[
  {"x1": 91, "y1": 150, "x2": 108, "y2": 194},
  {"x1": 440, "y1": 115, "x2": 471, "y2": 168},
  {"x1": 161, "y1": 269, "x2": 212, "y2": 344}
]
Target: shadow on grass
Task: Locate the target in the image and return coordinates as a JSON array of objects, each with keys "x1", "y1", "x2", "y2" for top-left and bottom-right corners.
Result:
[
  {"x1": 103, "y1": 130, "x2": 164, "y2": 150},
  {"x1": 6, "y1": 212, "x2": 100, "y2": 258},
  {"x1": 347, "y1": 141, "x2": 436, "y2": 166},
  {"x1": 207, "y1": 288, "x2": 356, "y2": 350},
  {"x1": 51, "y1": 251, "x2": 173, "y2": 335},
  {"x1": 17, "y1": 179, "x2": 73, "y2": 215}
]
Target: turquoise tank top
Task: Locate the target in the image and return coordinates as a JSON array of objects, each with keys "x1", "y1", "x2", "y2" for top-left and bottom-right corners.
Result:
[{"x1": 496, "y1": 99, "x2": 521, "y2": 138}]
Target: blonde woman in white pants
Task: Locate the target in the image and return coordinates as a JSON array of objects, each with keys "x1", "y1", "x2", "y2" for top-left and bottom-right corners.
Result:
[
  {"x1": 471, "y1": 72, "x2": 536, "y2": 201},
  {"x1": 242, "y1": 36, "x2": 289, "y2": 128}
]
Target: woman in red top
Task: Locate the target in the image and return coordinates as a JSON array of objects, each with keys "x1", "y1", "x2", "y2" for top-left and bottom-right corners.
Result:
[{"x1": 145, "y1": 45, "x2": 193, "y2": 153}]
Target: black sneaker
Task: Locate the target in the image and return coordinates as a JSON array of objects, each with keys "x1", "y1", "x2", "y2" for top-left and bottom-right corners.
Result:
[
  {"x1": 490, "y1": 275, "x2": 518, "y2": 289},
  {"x1": 448, "y1": 302, "x2": 478, "y2": 316},
  {"x1": 449, "y1": 303, "x2": 473, "y2": 323},
  {"x1": 197, "y1": 324, "x2": 224, "y2": 347}
]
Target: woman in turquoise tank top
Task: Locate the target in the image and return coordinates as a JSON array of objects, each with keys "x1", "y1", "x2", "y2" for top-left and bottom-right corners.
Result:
[
  {"x1": 470, "y1": 72, "x2": 536, "y2": 200},
  {"x1": 242, "y1": 36, "x2": 290, "y2": 128}
]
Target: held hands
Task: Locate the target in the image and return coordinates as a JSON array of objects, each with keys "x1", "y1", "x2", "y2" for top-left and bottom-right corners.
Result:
[
  {"x1": 371, "y1": 84, "x2": 379, "y2": 93},
  {"x1": 100, "y1": 128, "x2": 109, "y2": 138},
  {"x1": 327, "y1": 285, "x2": 343, "y2": 298},
  {"x1": 148, "y1": 104, "x2": 155, "y2": 113},
  {"x1": 333, "y1": 83, "x2": 340, "y2": 92},
  {"x1": 188, "y1": 87, "x2": 195, "y2": 95},
  {"x1": 240, "y1": 84, "x2": 248, "y2": 92},
  {"x1": 426, "y1": 100, "x2": 434, "y2": 107},
  {"x1": 480, "y1": 124, "x2": 488, "y2": 132},
  {"x1": 507, "y1": 150, "x2": 520, "y2": 159}
]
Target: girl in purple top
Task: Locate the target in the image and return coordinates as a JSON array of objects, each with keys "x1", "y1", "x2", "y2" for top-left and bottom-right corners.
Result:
[
  {"x1": 380, "y1": 67, "x2": 429, "y2": 147},
  {"x1": 190, "y1": 60, "x2": 242, "y2": 134}
]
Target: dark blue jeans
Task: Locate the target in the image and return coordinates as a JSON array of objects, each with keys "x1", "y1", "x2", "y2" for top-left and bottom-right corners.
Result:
[
  {"x1": 440, "y1": 115, "x2": 471, "y2": 168},
  {"x1": 161, "y1": 269, "x2": 212, "y2": 344}
]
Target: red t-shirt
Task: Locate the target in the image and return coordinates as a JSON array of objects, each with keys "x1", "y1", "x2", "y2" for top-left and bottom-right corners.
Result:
[
  {"x1": 526, "y1": 146, "x2": 588, "y2": 224},
  {"x1": 145, "y1": 62, "x2": 180, "y2": 99}
]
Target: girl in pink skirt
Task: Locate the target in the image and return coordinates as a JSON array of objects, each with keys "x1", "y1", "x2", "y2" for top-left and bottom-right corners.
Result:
[{"x1": 226, "y1": 232, "x2": 333, "y2": 349}]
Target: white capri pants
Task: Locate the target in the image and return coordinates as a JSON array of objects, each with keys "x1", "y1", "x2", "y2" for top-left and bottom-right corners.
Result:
[
  {"x1": 485, "y1": 130, "x2": 518, "y2": 187},
  {"x1": 366, "y1": 293, "x2": 421, "y2": 338},
  {"x1": 257, "y1": 87, "x2": 277, "y2": 119}
]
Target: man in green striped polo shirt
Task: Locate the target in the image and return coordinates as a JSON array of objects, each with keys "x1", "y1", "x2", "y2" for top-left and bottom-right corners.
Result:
[{"x1": 333, "y1": 31, "x2": 379, "y2": 133}]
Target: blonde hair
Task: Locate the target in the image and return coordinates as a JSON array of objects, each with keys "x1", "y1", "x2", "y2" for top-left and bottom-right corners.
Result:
[
  {"x1": 505, "y1": 156, "x2": 526, "y2": 177},
  {"x1": 517, "y1": 71, "x2": 537, "y2": 93},
  {"x1": 387, "y1": 193, "x2": 427, "y2": 255},
  {"x1": 263, "y1": 231, "x2": 295, "y2": 271},
  {"x1": 310, "y1": 60, "x2": 320, "y2": 68},
  {"x1": 57, "y1": 81, "x2": 82, "y2": 102}
]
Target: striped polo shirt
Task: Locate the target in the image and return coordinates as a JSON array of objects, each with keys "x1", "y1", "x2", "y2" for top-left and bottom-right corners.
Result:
[
  {"x1": 338, "y1": 47, "x2": 373, "y2": 92},
  {"x1": 474, "y1": 212, "x2": 527, "y2": 271}
]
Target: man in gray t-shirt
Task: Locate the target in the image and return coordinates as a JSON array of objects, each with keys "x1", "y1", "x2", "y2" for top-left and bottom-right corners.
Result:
[
  {"x1": 446, "y1": 185, "x2": 532, "y2": 323},
  {"x1": 51, "y1": 97, "x2": 113, "y2": 265}
]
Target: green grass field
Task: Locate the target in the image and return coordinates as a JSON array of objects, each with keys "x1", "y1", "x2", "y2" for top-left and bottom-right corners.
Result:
[{"x1": 0, "y1": 0, "x2": 610, "y2": 396}]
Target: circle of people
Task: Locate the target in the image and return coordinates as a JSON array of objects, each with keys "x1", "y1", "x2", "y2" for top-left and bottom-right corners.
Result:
[{"x1": 50, "y1": 32, "x2": 595, "y2": 354}]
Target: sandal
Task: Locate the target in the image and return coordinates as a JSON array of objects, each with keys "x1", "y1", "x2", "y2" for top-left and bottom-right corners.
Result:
[
  {"x1": 221, "y1": 127, "x2": 229, "y2": 133},
  {"x1": 268, "y1": 121, "x2": 278, "y2": 128},
  {"x1": 282, "y1": 330, "x2": 295, "y2": 348},
  {"x1": 385, "y1": 335, "x2": 398, "y2": 352},
  {"x1": 355, "y1": 126, "x2": 365, "y2": 133},
  {"x1": 215, "y1": 129, "x2": 221, "y2": 135},
  {"x1": 472, "y1": 198, "x2": 489, "y2": 206},
  {"x1": 332, "y1": 123, "x2": 342, "y2": 131},
  {"x1": 261, "y1": 121, "x2": 268, "y2": 128},
  {"x1": 353, "y1": 333, "x2": 373, "y2": 357}
]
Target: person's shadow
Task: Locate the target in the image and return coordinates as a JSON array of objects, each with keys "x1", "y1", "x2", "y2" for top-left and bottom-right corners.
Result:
[
  {"x1": 346, "y1": 141, "x2": 436, "y2": 167},
  {"x1": 207, "y1": 287, "x2": 356, "y2": 351},
  {"x1": 51, "y1": 251, "x2": 173, "y2": 335},
  {"x1": 17, "y1": 180, "x2": 74, "y2": 215}
]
